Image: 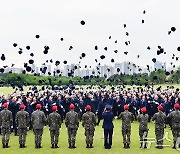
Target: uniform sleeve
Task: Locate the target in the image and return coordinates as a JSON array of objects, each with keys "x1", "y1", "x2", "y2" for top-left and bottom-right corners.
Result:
[
  {"x1": 65, "y1": 113, "x2": 68, "y2": 127},
  {"x1": 0, "y1": 112, "x2": 2, "y2": 126},
  {"x1": 15, "y1": 113, "x2": 18, "y2": 127},
  {"x1": 58, "y1": 114, "x2": 62, "y2": 128},
  {"x1": 26, "y1": 113, "x2": 30, "y2": 127},
  {"x1": 151, "y1": 114, "x2": 156, "y2": 121},
  {"x1": 10, "y1": 112, "x2": 13, "y2": 127},
  {"x1": 131, "y1": 113, "x2": 134, "y2": 122},
  {"x1": 93, "y1": 113, "x2": 96, "y2": 126},
  {"x1": 137, "y1": 115, "x2": 140, "y2": 122},
  {"x1": 76, "y1": 113, "x2": 79, "y2": 127},
  {"x1": 42, "y1": 113, "x2": 47, "y2": 126},
  {"x1": 118, "y1": 113, "x2": 122, "y2": 119},
  {"x1": 81, "y1": 114, "x2": 85, "y2": 127}
]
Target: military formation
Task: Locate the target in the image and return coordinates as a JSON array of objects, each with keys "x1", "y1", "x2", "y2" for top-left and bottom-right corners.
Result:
[{"x1": 0, "y1": 88, "x2": 180, "y2": 150}]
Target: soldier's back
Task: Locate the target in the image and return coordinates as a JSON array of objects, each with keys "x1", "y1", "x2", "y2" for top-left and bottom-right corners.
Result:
[
  {"x1": 48, "y1": 112, "x2": 61, "y2": 130},
  {"x1": 82, "y1": 111, "x2": 96, "y2": 128},
  {"x1": 65, "y1": 110, "x2": 79, "y2": 129},
  {"x1": 0, "y1": 109, "x2": 12, "y2": 128},
  {"x1": 32, "y1": 110, "x2": 46, "y2": 129},
  {"x1": 16, "y1": 110, "x2": 29, "y2": 128}
]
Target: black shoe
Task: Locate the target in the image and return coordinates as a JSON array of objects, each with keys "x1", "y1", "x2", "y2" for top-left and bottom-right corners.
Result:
[
  {"x1": 51, "y1": 144, "x2": 54, "y2": 148},
  {"x1": 23, "y1": 144, "x2": 26, "y2": 148},
  {"x1": 68, "y1": 145, "x2": 72, "y2": 149},
  {"x1": 105, "y1": 146, "x2": 109, "y2": 149},
  {"x1": 39, "y1": 144, "x2": 42, "y2": 148},
  {"x1": 6, "y1": 143, "x2": 10, "y2": 148},
  {"x1": 123, "y1": 143, "x2": 127, "y2": 149},
  {"x1": 86, "y1": 144, "x2": 89, "y2": 148},
  {"x1": 89, "y1": 144, "x2": 93, "y2": 148},
  {"x1": 144, "y1": 144, "x2": 147, "y2": 149},
  {"x1": 126, "y1": 143, "x2": 130, "y2": 148},
  {"x1": 54, "y1": 144, "x2": 59, "y2": 148},
  {"x1": 20, "y1": 144, "x2": 22, "y2": 148},
  {"x1": 140, "y1": 143, "x2": 142, "y2": 148},
  {"x1": 2, "y1": 144, "x2": 6, "y2": 148},
  {"x1": 72, "y1": 145, "x2": 76, "y2": 148},
  {"x1": 172, "y1": 141, "x2": 176, "y2": 149}
]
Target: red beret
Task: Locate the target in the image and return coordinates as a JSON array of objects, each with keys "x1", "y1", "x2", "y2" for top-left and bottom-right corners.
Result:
[
  {"x1": 174, "y1": 103, "x2": 180, "y2": 109},
  {"x1": 157, "y1": 105, "x2": 163, "y2": 111},
  {"x1": 52, "y1": 105, "x2": 57, "y2": 111},
  {"x1": 86, "y1": 105, "x2": 91, "y2": 111},
  {"x1": 69, "y1": 104, "x2": 75, "y2": 109},
  {"x1": 36, "y1": 104, "x2": 42, "y2": 109},
  {"x1": 124, "y1": 105, "x2": 129, "y2": 110},
  {"x1": 20, "y1": 104, "x2": 26, "y2": 109},
  {"x1": 141, "y1": 107, "x2": 147, "y2": 113},
  {"x1": 3, "y1": 103, "x2": 8, "y2": 108}
]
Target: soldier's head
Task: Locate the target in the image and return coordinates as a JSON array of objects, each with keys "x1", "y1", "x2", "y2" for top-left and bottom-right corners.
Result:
[
  {"x1": 20, "y1": 104, "x2": 26, "y2": 110},
  {"x1": 157, "y1": 105, "x2": 163, "y2": 112},
  {"x1": 124, "y1": 105, "x2": 129, "y2": 111},
  {"x1": 69, "y1": 104, "x2": 75, "y2": 110},
  {"x1": 36, "y1": 104, "x2": 42, "y2": 110},
  {"x1": 141, "y1": 107, "x2": 147, "y2": 114},
  {"x1": 52, "y1": 105, "x2": 58, "y2": 112},
  {"x1": 3, "y1": 102, "x2": 8, "y2": 109},
  {"x1": 174, "y1": 103, "x2": 180, "y2": 110},
  {"x1": 86, "y1": 105, "x2": 91, "y2": 111}
]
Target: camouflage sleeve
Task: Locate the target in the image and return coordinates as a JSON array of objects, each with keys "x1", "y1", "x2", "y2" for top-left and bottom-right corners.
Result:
[
  {"x1": 93, "y1": 113, "x2": 96, "y2": 126},
  {"x1": 76, "y1": 113, "x2": 79, "y2": 127},
  {"x1": 15, "y1": 113, "x2": 18, "y2": 127},
  {"x1": 118, "y1": 113, "x2": 122, "y2": 119},
  {"x1": 58, "y1": 114, "x2": 62, "y2": 128},
  {"x1": 10, "y1": 111, "x2": 13, "y2": 127},
  {"x1": 81, "y1": 114, "x2": 85, "y2": 127},
  {"x1": 65, "y1": 113, "x2": 68, "y2": 127},
  {"x1": 137, "y1": 114, "x2": 140, "y2": 122},
  {"x1": 131, "y1": 113, "x2": 134, "y2": 122},
  {"x1": 42, "y1": 113, "x2": 47, "y2": 126},
  {"x1": 151, "y1": 113, "x2": 156, "y2": 121},
  {"x1": 26, "y1": 113, "x2": 30, "y2": 127}
]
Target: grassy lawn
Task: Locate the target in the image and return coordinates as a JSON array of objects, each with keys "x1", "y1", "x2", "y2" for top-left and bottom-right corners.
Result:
[{"x1": 0, "y1": 120, "x2": 179, "y2": 154}]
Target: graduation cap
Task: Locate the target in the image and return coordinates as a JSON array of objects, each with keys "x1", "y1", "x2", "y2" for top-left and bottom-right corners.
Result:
[
  {"x1": 26, "y1": 66, "x2": 32, "y2": 72},
  {"x1": 26, "y1": 46, "x2": 30, "y2": 50},
  {"x1": 104, "y1": 47, "x2": 107, "y2": 51},
  {"x1": 95, "y1": 46, "x2": 98, "y2": 50},
  {"x1": 114, "y1": 50, "x2": 118, "y2": 53},
  {"x1": 1, "y1": 54, "x2": 6, "y2": 61},
  {"x1": 109, "y1": 36, "x2": 111, "y2": 39},
  {"x1": 137, "y1": 55, "x2": 140, "y2": 58},
  {"x1": 177, "y1": 47, "x2": 180, "y2": 51},
  {"x1": 143, "y1": 10, "x2": 146, "y2": 14},
  {"x1": 152, "y1": 58, "x2": 156, "y2": 63},
  {"x1": 35, "y1": 35, "x2": 40, "y2": 39},
  {"x1": 63, "y1": 60, "x2": 67, "y2": 64},
  {"x1": 29, "y1": 59, "x2": 34, "y2": 64},
  {"x1": 123, "y1": 24, "x2": 126, "y2": 28},
  {"x1": 147, "y1": 46, "x2": 151, "y2": 50},
  {"x1": 50, "y1": 59, "x2": 53, "y2": 63},
  {"x1": 30, "y1": 53, "x2": 34, "y2": 57},
  {"x1": 13, "y1": 43, "x2": 18, "y2": 47},
  {"x1": 80, "y1": 20, "x2": 85, "y2": 25},
  {"x1": 168, "y1": 31, "x2": 171, "y2": 35},
  {"x1": 111, "y1": 59, "x2": 115, "y2": 63},
  {"x1": 69, "y1": 46, "x2": 73, "y2": 50},
  {"x1": 126, "y1": 32, "x2": 129, "y2": 36},
  {"x1": 100, "y1": 55, "x2": 105, "y2": 59},
  {"x1": 43, "y1": 46, "x2": 50, "y2": 54},
  {"x1": 60, "y1": 38, "x2": 64, "y2": 41},
  {"x1": 171, "y1": 27, "x2": 176, "y2": 32},
  {"x1": 81, "y1": 53, "x2": 86, "y2": 58},
  {"x1": 124, "y1": 51, "x2": 128, "y2": 55},
  {"x1": 55, "y1": 60, "x2": 60, "y2": 66},
  {"x1": 0, "y1": 68, "x2": 5, "y2": 73},
  {"x1": 115, "y1": 40, "x2": 117, "y2": 43},
  {"x1": 142, "y1": 20, "x2": 144, "y2": 24},
  {"x1": 18, "y1": 50, "x2": 23, "y2": 54}
]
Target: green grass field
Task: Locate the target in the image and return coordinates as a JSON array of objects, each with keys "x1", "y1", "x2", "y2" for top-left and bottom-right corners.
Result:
[{"x1": 0, "y1": 120, "x2": 179, "y2": 154}]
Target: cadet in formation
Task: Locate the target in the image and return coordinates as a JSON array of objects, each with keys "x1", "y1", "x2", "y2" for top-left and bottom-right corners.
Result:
[
  {"x1": 152, "y1": 105, "x2": 166, "y2": 149},
  {"x1": 0, "y1": 103, "x2": 13, "y2": 148},
  {"x1": 137, "y1": 107, "x2": 149, "y2": 149},
  {"x1": 48, "y1": 105, "x2": 62, "y2": 148},
  {"x1": 82, "y1": 105, "x2": 96, "y2": 148},
  {"x1": 102, "y1": 105, "x2": 114, "y2": 149},
  {"x1": 65, "y1": 104, "x2": 79, "y2": 149},
  {"x1": 15, "y1": 104, "x2": 30, "y2": 148},
  {"x1": 168, "y1": 103, "x2": 180, "y2": 149},
  {"x1": 118, "y1": 104, "x2": 134, "y2": 149},
  {"x1": 31, "y1": 104, "x2": 47, "y2": 148}
]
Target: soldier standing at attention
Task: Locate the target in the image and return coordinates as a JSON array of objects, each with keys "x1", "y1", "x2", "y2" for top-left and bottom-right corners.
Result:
[
  {"x1": 118, "y1": 105, "x2": 134, "y2": 149},
  {"x1": 102, "y1": 105, "x2": 114, "y2": 149},
  {"x1": 168, "y1": 103, "x2": 180, "y2": 149},
  {"x1": 15, "y1": 104, "x2": 30, "y2": 148},
  {"x1": 137, "y1": 107, "x2": 149, "y2": 149},
  {"x1": 31, "y1": 104, "x2": 46, "y2": 148},
  {"x1": 65, "y1": 104, "x2": 79, "y2": 149},
  {"x1": 48, "y1": 105, "x2": 61, "y2": 148},
  {"x1": 82, "y1": 105, "x2": 96, "y2": 148},
  {"x1": 152, "y1": 105, "x2": 166, "y2": 149},
  {"x1": 0, "y1": 103, "x2": 13, "y2": 148}
]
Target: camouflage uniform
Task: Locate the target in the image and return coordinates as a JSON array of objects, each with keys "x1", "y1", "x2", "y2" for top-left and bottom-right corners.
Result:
[
  {"x1": 168, "y1": 109, "x2": 180, "y2": 148},
  {"x1": 15, "y1": 109, "x2": 30, "y2": 148},
  {"x1": 82, "y1": 111, "x2": 96, "y2": 148},
  {"x1": 137, "y1": 113, "x2": 149, "y2": 148},
  {"x1": 0, "y1": 108, "x2": 13, "y2": 148},
  {"x1": 65, "y1": 110, "x2": 79, "y2": 148},
  {"x1": 118, "y1": 110, "x2": 134, "y2": 148},
  {"x1": 48, "y1": 111, "x2": 61, "y2": 148},
  {"x1": 152, "y1": 111, "x2": 166, "y2": 148},
  {"x1": 31, "y1": 109, "x2": 46, "y2": 148}
]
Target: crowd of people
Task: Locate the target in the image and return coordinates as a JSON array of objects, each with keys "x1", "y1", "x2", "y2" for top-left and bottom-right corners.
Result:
[{"x1": 0, "y1": 87, "x2": 180, "y2": 149}]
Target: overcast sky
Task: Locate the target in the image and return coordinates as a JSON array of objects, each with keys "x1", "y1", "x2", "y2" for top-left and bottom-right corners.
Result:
[{"x1": 0, "y1": 0, "x2": 180, "y2": 70}]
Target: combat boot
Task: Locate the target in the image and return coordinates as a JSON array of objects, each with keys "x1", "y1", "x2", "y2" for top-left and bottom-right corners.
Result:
[
  {"x1": 54, "y1": 144, "x2": 59, "y2": 148},
  {"x1": 39, "y1": 144, "x2": 42, "y2": 148},
  {"x1": 20, "y1": 144, "x2": 23, "y2": 148},
  {"x1": 126, "y1": 143, "x2": 130, "y2": 148},
  {"x1": 51, "y1": 144, "x2": 54, "y2": 148},
  {"x1": 86, "y1": 144, "x2": 89, "y2": 148},
  {"x1": 89, "y1": 144, "x2": 93, "y2": 148},
  {"x1": 35, "y1": 144, "x2": 38, "y2": 148},
  {"x1": 22, "y1": 144, "x2": 26, "y2": 148},
  {"x1": 172, "y1": 141, "x2": 176, "y2": 149},
  {"x1": 2, "y1": 144, "x2": 6, "y2": 148},
  {"x1": 123, "y1": 143, "x2": 127, "y2": 148},
  {"x1": 6, "y1": 143, "x2": 10, "y2": 148},
  {"x1": 140, "y1": 143, "x2": 142, "y2": 148},
  {"x1": 72, "y1": 144, "x2": 76, "y2": 148}
]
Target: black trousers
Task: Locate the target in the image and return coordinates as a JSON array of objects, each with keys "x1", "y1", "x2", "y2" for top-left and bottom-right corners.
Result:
[{"x1": 104, "y1": 128, "x2": 113, "y2": 148}]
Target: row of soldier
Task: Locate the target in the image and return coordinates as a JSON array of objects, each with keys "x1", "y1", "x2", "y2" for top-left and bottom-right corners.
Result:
[
  {"x1": 0, "y1": 101, "x2": 180, "y2": 149},
  {"x1": 0, "y1": 89, "x2": 179, "y2": 136}
]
